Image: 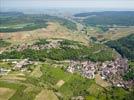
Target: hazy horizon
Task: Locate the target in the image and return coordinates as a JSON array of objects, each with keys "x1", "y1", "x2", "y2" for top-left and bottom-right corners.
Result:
[{"x1": 1, "y1": 0, "x2": 134, "y2": 11}]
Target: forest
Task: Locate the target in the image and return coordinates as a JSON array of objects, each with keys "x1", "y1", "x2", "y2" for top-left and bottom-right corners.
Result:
[
  {"x1": 74, "y1": 11, "x2": 134, "y2": 26},
  {"x1": 106, "y1": 34, "x2": 134, "y2": 61},
  {"x1": 0, "y1": 39, "x2": 11, "y2": 47},
  {"x1": 0, "y1": 39, "x2": 116, "y2": 62}
]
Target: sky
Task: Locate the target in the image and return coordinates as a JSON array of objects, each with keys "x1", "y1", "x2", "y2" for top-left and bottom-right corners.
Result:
[{"x1": 0, "y1": 0, "x2": 134, "y2": 10}]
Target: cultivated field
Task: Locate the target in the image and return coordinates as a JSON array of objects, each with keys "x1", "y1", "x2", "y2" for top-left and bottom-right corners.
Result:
[
  {"x1": 0, "y1": 22, "x2": 88, "y2": 45},
  {"x1": 0, "y1": 87, "x2": 16, "y2": 100},
  {"x1": 84, "y1": 26, "x2": 134, "y2": 42},
  {"x1": 35, "y1": 89, "x2": 58, "y2": 100}
]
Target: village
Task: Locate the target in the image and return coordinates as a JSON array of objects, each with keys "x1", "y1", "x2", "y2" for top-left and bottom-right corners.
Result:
[
  {"x1": 0, "y1": 59, "x2": 35, "y2": 76},
  {"x1": 67, "y1": 57, "x2": 132, "y2": 88},
  {"x1": 0, "y1": 55, "x2": 133, "y2": 100},
  {"x1": 6, "y1": 40, "x2": 62, "y2": 52},
  {"x1": 0, "y1": 56, "x2": 133, "y2": 89}
]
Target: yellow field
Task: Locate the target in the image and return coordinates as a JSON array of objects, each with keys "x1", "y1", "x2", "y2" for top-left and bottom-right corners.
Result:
[
  {"x1": 30, "y1": 65, "x2": 42, "y2": 78},
  {"x1": 0, "y1": 73, "x2": 26, "y2": 81},
  {"x1": 104, "y1": 27, "x2": 134, "y2": 40},
  {"x1": 88, "y1": 84, "x2": 104, "y2": 96},
  {"x1": 86, "y1": 26, "x2": 134, "y2": 41},
  {"x1": 56, "y1": 80, "x2": 65, "y2": 88},
  {"x1": 35, "y1": 89, "x2": 59, "y2": 100},
  {"x1": 0, "y1": 22, "x2": 88, "y2": 45},
  {"x1": 95, "y1": 74, "x2": 111, "y2": 87},
  {"x1": 0, "y1": 87, "x2": 16, "y2": 100}
]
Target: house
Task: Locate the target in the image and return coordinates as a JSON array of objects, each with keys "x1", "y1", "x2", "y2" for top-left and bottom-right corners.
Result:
[
  {"x1": 0, "y1": 68, "x2": 11, "y2": 75},
  {"x1": 82, "y1": 70, "x2": 95, "y2": 79},
  {"x1": 67, "y1": 61, "x2": 96, "y2": 79},
  {"x1": 12, "y1": 61, "x2": 17, "y2": 64},
  {"x1": 13, "y1": 59, "x2": 33, "y2": 70},
  {"x1": 67, "y1": 57, "x2": 129, "y2": 83}
]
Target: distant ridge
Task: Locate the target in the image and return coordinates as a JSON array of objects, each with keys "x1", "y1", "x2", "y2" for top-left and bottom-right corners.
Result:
[
  {"x1": 0, "y1": 12, "x2": 24, "y2": 16},
  {"x1": 74, "y1": 11, "x2": 134, "y2": 17},
  {"x1": 74, "y1": 11, "x2": 134, "y2": 26}
]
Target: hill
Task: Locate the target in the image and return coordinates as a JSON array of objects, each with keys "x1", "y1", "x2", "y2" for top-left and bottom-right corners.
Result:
[
  {"x1": 106, "y1": 34, "x2": 134, "y2": 61},
  {"x1": 0, "y1": 11, "x2": 134, "y2": 100},
  {"x1": 0, "y1": 12, "x2": 77, "y2": 32},
  {"x1": 0, "y1": 39, "x2": 117, "y2": 62},
  {"x1": 74, "y1": 11, "x2": 134, "y2": 26}
]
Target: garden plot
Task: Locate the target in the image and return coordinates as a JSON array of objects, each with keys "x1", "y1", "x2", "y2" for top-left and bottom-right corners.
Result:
[
  {"x1": 0, "y1": 87, "x2": 16, "y2": 100},
  {"x1": 56, "y1": 80, "x2": 65, "y2": 88},
  {"x1": 35, "y1": 89, "x2": 58, "y2": 100},
  {"x1": 30, "y1": 65, "x2": 42, "y2": 78}
]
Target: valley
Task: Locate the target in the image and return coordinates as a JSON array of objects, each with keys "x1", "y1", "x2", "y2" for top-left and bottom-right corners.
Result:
[{"x1": 0, "y1": 11, "x2": 134, "y2": 100}]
